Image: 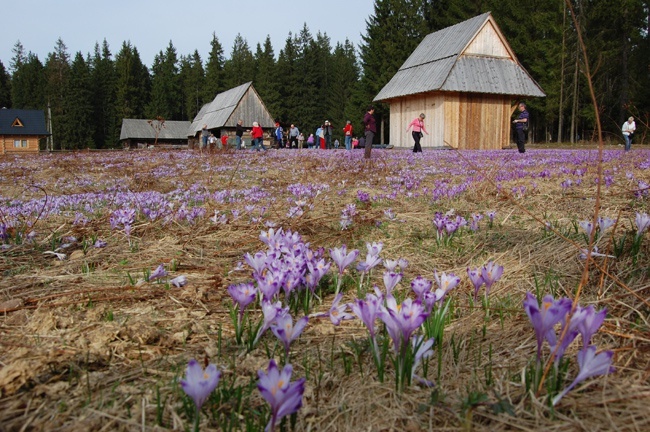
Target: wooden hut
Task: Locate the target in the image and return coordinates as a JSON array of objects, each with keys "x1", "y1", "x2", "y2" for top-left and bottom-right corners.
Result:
[
  {"x1": 120, "y1": 119, "x2": 191, "y2": 149},
  {"x1": 374, "y1": 12, "x2": 545, "y2": 150},
  {"x1": 189, "y1": 82, "x2": 275, "y2": 148},
  {"x1": 0, "y1": 108, "x2": 49, "y2": 155}
]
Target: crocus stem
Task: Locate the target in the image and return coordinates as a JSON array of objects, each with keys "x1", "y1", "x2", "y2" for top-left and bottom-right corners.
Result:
[
  {"x1": 335, "y1": 274, "x2": 342, "y2": 296},
  {"x1": 193, "y1": 406, "x2": 200, "y2": 432}
]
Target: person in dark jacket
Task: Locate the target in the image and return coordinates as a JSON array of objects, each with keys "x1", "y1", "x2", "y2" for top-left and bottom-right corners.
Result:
[
  {"x1": 363, "y1": 106, "x2": 376, "y2": 159},
  {"x1": 513, "y1": 102, "x2": 529, "y2": 153},
  {"x1": 235, "y1": 119, "x2": 244, "y2": 150}
]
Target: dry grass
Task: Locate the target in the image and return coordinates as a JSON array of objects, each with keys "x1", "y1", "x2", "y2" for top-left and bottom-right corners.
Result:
[{"x1": 0, "y1": 147, "x2": 648, "y2": 431}]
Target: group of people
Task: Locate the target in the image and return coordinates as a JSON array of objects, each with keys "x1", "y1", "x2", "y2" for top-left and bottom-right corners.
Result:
[{"x1": 200, "y1": 102, "x2": 638, "y2": 154}]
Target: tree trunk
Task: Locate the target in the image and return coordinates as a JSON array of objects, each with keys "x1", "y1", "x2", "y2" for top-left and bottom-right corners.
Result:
[{"x1": 557, "y1": 2, "x2": 567, "y2": 143}]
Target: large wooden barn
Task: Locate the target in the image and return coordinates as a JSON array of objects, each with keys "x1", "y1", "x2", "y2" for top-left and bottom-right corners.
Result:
[
  {"x1": 189, "y1": 82, "x2": 275, "y2": 147},
  {"x1": 0, "y1": 109, "x2": 49, "y2": 155},
  {"x1": 374, "y1": 12, "x2": 545, "y2": 150},
  {"x1": 120, "y1": 119, "x2": 191, "y2": 148}
]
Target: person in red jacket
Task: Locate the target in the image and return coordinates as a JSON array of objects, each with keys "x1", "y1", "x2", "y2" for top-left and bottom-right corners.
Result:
[
  {"x1": 343, "y1": 120, "x2": 353, "y2": 151},
  {"x1": 220, "y1": 134, "x2": 228, "y2": 150},
  {"x1": 251, "y1": 122, "x2": 266, "y2": 152}
]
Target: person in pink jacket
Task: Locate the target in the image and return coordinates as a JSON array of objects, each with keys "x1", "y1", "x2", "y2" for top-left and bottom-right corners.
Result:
[{"x1": 406, "y1": 113, "x2": 429, "y2": 153}]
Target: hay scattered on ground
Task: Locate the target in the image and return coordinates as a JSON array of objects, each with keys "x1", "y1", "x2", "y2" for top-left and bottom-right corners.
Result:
[{"x1": 1, "y1": 145, "x2": 649, "y2": 431}]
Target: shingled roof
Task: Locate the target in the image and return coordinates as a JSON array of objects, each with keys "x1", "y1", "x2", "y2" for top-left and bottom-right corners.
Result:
[
  {"x1": 189, "y1": 82, "x2": 274, "y2": 135},
  {"x1": 120, "y1": 119, "x2": 191, "y2": 141},
  {"x1": 0, "y1": 109, "x2": 49, "y2": 135},
  {"x1": 374, "y1": 12, "x2": 545, "y2": 102}
]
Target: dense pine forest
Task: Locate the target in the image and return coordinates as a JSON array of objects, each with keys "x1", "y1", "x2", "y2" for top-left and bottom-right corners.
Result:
[{"x1": 0, "y1": 0, "x2": 648, "y2": 149}]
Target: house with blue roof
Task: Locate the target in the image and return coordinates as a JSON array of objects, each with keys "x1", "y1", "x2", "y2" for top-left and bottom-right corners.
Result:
[{"x1": 0, "y1": 108, "x2": 49, "y2": 154}]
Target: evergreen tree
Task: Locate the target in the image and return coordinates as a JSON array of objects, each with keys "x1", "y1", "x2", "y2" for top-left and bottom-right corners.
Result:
[
  {"x1": 359, "y1": 0, "x2": 429, "y2": 143},
  {"x1": 147, "y1": 40, "x2": 181, "y2": 120},
  {"x1": 179, "y1": 50, "x2": 205, "y2": 121},
  {"x1": 44, "y1": 38, "x2": 71, "y2": 149},
  {"x1": 114, "y1": 41, "x2": 151, "y2": 126},
  {"x1": 276, "y1": 32, "x2": 301, "y2": 124},
  {"x1": 0, "y1": 60, "x2": 11, "y2": 108},
  {"x1": 223, "y1": 34, "x2": 255, "y2": 89},
  {"x1": 254, "y1": 36, "x2": 281, "y2": 119},
  {"x1": 204, "y1": 33, "x2": 225, "y2": 100},
  {"x1": 329, "y1": 40, "x2": 360, "y2": 141},
  {"x1": 62, "y1": 52, "x2": 95, "y2": 149},
  {"x1": 91, "y1": 40, "x2": 117, "y2": 148},
  {"x1": 10, "y1": 48, "x2": 45, "y2": 110}
]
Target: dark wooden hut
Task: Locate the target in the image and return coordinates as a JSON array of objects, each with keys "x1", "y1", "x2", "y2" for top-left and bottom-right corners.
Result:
[{"x1": 189, "y1": 82, "x2": 275, "y2": 148}]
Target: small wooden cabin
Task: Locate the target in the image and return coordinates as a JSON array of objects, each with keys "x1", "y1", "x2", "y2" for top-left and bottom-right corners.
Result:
[
  {"x1": 374, "y1": 12, "x2": 545, "y2": 150},
  {"x1": 189, "y1": 82, "x2": 275, "y2": 147},
  {"x1": 0, "y1": 108, "x2": 49, "y2": 155},
  {"x1": 120, "y1": 119, "x2": 191, "y2": 148}
]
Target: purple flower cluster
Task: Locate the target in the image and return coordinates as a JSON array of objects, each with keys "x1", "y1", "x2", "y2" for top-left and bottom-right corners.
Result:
[{"x1": 523, "y1": 293, "x2": 614, "y2": 405}]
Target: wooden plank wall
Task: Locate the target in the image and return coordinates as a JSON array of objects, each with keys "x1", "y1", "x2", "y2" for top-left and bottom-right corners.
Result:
[
  {"x1": 228, "y1": 88, "x2": 275, "y2": 128},
  {"x1": 1, "y1": 136, "x2": 40, "y2": 154},
  {"x1": 463, "y1": 20, "x2": 511, "y2": 59},
  {"x1": 445, "y1": 93, "x2": 511, "y2": 150},
  {"x1": 388, "y1": 93, "x2": 445, "y2": 148}
]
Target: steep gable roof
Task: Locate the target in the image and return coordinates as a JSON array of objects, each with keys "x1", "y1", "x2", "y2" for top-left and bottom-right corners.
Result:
[
  {"x1": 189, "y1": 82, "x2": 275, "y2": 135},
  {"x1": 374, "y1": 12, "x2": 545, "y2": 102},
  {"x1": 0, "y1": 109, "x2": 49, "y2": 135},
  {"x1": 120, "y1": 119, "x2": 191, "y2": 141}
]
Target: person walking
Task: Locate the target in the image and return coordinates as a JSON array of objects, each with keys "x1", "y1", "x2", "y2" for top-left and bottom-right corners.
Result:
[
  {"x1": 363, "y1": 106, "x2": 376, "y2": 159},
  {"x1": 512, "y1": 102, "x2": 529, "y2": 153},
  {"x1": 323, "y1": 120, "x2": 333, "y2": 149},
  {"x1": 298, "y1": 132, "x2": 305, "y2": 149},
  {"x1": 343, "y1": 120, "x2": 353, "y2": 151},
  {"x1": 406, "y1": 113, "x2": 429, "y2": 153},
  {"x1": 251, "y1": 121, "x2": 266, "y2": 152},
  {"x1": 235, "y1": 119, "x2": 244, "y2": 150},
  {"x1": 622, "y1": 116, "x2": 636, "y2": 151},
  {"x1": 289, "y1": 124, "x2": 300, "y2": 149},
  {"x1": 200, "y1": 124, "x2": 209, "y2": 153}
]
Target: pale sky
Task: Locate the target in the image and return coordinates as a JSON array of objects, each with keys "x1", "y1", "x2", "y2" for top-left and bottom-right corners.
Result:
[{"x1": 1, "y1": 0, "x2": 375, "y2": 70}]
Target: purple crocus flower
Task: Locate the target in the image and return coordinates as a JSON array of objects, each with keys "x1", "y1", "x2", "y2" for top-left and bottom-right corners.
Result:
[
  {"x1": 634, "y1": 212, "x2": 650, "y2": 238},
  {"x1": 257, "y1": 360, "x2": 305, "y2": 432},
  {"x1": 356, "y1": 253, "x2": 383, "y2": 273},
  {"x1": 327, "y1": 293, "x2": 354, "y2": 326},
  {"x1": 577, "y1": 305, "x2": 607, "y2": 349},
  {"x1": 481, "y1": 261, "x2": 504, "y2": 295},
  {"x1": 227, "y1": 283, "x2": 257, "y2": 318},
  {"x1": 380, "y1": 296, "x2": 429, "y2": 353},
  {"x1": 255, "y1": 272, "x2": 282, "y2": 301},
  {"x1": 579, "y1": 220, "x2": 595, "y2": 238},
  {"x1": 329, "y1": 245, "x2": 359, "y2": 275},
  {"x1": 350, "y1": 291, "x2": 383, "y2": 352},
  {"x1": 551, "y1": 346, "x2": 615, "y2": 406},
  {"x1": 271, "y1": 313, "x2": 309, "y2": 358},
  {"x1": 254, "y1": 300, "x2": 287, "y2": 345},
  {"x1": 382, "y1": 271, "x2": 403, "y2": 295},
  {"x1": 170, "y1": 275, "x2": 188, "y2": 288},
  {"x1": 366, "y1": 241, "x2": 383, "y2": 257},
  {"x1": 433, "y1": 270, "x2": 460, "y2": 299},
  {"x1": 523, "y1": 293, "x2": 572, "y2": 360},
  {"x1": 411, "y1": 276, "x2": 433, "y2": 301},
  {"x1": 467, "y1": 267, "x2": 485, "y2": 300},
  {"x1": 180, "y1": 359, "x2": 221, "y2": 411},
  {"x1": 93, "y1": 239, "x2": 107, "y2": 248},
  {"x1": 148, "y1": 264, "x2": 167, "y2": 281},
  {"x1": 597, "y1": 217, "x2": 616, "y2": 233},
  {"x1": 244, "y1": 251, "x2": 268, "y2": 277}
]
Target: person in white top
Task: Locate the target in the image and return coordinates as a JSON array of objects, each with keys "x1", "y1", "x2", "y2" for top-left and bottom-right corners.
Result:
[{"x1": 622, "y1": 116, "x2": 636, "y2": 151}]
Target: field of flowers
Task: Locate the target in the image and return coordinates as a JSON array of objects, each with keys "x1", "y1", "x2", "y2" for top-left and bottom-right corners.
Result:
[{"x1": 0, "y1": 146, "x2": 648, "y2": 431}]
